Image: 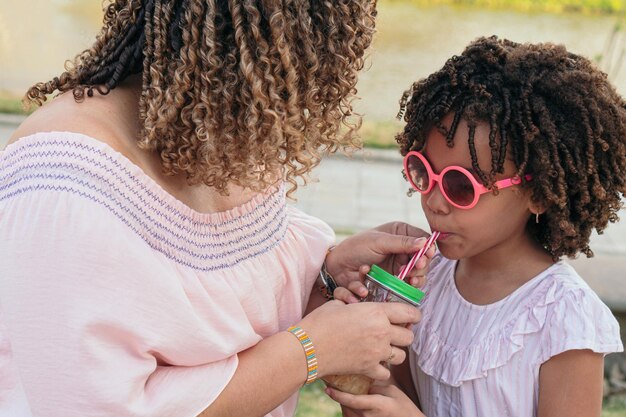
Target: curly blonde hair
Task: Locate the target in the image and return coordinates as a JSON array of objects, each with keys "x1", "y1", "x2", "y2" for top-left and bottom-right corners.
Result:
[{"x1": 25, "y1": 0, "x2": 377, "y2": 195}]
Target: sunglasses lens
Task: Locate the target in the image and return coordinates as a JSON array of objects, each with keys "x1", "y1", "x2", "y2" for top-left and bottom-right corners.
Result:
[
  {"x1": 406, "y1": 154, "x2": 430, "y2": 191},
  {"x1": 442, "y1": 170, "x2": 475, "y2": 207}
]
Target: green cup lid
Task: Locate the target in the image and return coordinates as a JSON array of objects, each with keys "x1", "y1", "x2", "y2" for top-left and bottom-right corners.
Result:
[{"x1": 366, "y1": 264, "x2": 425, "y2": 305}]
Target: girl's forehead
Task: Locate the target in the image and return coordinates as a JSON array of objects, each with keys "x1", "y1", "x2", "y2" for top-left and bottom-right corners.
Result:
[
  {"x1": 424, "y1": 117, "x2": 493, "y2": 157},
  {"x1": 423, "y1": 130, "x2": 476, "y2": 173},
  {"x1": 423, "y1": 115, "x2": 519, "y2": 178}
]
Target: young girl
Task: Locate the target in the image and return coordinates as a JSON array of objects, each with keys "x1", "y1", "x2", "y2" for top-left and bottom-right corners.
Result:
[{"x1": 329, "y1": 36, "x2": 626, "y2": 417}]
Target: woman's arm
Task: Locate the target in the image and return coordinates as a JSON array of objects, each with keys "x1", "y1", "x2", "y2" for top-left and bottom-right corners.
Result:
[
  {"x1": 538, "y1": 349, "x2": 604, "y2": 417},
  {"x1": 198, "y1": 330, "x2": 310, "y2": 417},
  {"x1": 200, "y1": 300, "x2": 421, "y2": 417},
  {"x1": 202, "y1": 222, "x2": 432, "y2": 417}
]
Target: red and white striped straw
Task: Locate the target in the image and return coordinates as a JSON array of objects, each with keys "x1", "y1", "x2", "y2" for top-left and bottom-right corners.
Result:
[{"x1": 397, "y1": 231, "x2": 440, "y2": 282}]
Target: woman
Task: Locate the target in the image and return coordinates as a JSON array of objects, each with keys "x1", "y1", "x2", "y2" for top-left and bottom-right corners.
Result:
[{"x1": 0, "y1": 1, "x2": 432, "y2": 416}]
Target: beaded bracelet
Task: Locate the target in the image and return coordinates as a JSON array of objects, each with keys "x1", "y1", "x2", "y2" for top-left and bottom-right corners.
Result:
[{"x1": 287, "y1": 325, "x2": 318, "y2": 385}]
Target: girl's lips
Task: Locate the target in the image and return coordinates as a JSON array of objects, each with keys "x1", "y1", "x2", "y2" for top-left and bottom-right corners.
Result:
[{"x1": 433, "y1": 231, "x2": 452, "y2": 240}]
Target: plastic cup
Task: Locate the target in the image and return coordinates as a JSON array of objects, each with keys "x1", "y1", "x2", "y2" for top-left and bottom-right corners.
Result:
[
  {"x1": 363, "y1": 264, "x2": 425, "y2": 306},
  {"x1": 322, "y1": 265, "x2": 425, "y2": 395}
]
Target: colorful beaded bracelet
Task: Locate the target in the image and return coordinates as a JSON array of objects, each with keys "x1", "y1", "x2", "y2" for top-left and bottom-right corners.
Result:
[{"x1": 287, "y1": 325, "x2": 318, "y2": 385}]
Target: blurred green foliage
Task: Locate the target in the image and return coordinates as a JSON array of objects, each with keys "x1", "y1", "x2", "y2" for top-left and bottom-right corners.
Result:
[
  {"x1": 359, "y1": 119, "x2": 404, "y2": 149},
  {"x1": 295, "y1": 381, "x2": 341, "y2": 417},
  {"x1": 0, "y1": 95, "x2": 29, "y2": 115},
  {"x1": 383, "y1": 0, "x2": 626, "y2": 14}
]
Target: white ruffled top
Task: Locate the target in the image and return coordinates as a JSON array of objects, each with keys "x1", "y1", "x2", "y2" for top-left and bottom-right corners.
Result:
[{"x1": 410, "y1": 254, "x2": 623, "y2": 417}]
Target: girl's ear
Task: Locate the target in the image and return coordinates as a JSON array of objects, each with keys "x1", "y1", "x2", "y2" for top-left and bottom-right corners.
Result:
[
  {"x1": 528, "y1": 203, "x2": 545, "y2": 225},
  {"x1": 528, "y1": 199, "x2": 547, "y2": 217}
]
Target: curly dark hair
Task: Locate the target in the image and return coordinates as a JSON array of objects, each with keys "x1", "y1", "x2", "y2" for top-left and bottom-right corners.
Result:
[
  {"x1": 25, "y1": 0, "x2": 377, "y2": 196},
  {"x1": 396, "y1": 35, "x2": 626, "y2": 259}
]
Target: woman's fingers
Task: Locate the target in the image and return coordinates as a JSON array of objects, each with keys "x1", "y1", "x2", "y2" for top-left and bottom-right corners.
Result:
[
  {"x1": 300, "y1": 300, "x2": 420, "y2": 379},
  {"x1": 348, "y1": 277, "x2": 369, "y2": 299},
  {"x1": 366, "y1": 363, "x2": 392, "y2": 381},
  {"x1": 371, "y1": 234, "x2": 427, "y2": 259},
  {"x1": 388, "y1": 323, "x2": 415, "y2": 348},
  {"x1": 333, "y1": 287, "x2": 360, "y2": 304},
  {"x1": 386, "y1": 346, "x2": 406, "y2": 366},
  {"x1": 332, "y1": 278, "x2": 370, "y2": 304},
  {"x1": 396, "y1": 236, "x2": 437, "y2": 287},
  {"x1": 399, "y1": 264, "x2": 426, "y2": 288},
  {"x1": 381, "y1": 302, "x2": 421, "y2": 326},
  {"x1": 407, "y1": 274, "x2": 426, "y2": 288}
]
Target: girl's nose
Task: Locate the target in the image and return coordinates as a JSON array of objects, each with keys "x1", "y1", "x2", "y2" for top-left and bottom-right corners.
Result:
[{"x1": 423, "y1": 184, "x2": 451, "y2": 215}]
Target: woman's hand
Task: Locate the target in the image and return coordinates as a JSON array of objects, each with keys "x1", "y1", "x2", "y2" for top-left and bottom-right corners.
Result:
[
  {"x1": 333, "y1": 286, "x2": 367, "y2": 305},
  {"x1": 326, "y1": 222, "x2": 436, "y2": 298},
  {"x1": 298, "y1": 300, "x2": 420, "y2": 381},
  {"x1": 327, "y1": 383, "x2": 425, "y2": 417}
]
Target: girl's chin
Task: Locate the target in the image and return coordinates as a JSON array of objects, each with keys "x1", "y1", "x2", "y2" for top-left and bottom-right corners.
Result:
[{"x1": 436, "y1": 243, "x2": 463, "y2": 260}]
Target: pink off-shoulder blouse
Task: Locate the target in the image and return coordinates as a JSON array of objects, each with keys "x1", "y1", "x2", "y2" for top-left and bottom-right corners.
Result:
[{"x1": 0, "y1": 132, "x2": 335, "y2": 417}]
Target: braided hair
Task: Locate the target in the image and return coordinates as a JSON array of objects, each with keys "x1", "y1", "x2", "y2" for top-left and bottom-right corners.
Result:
[
  {"x1": 397, "y1": 36, "x2": 626, "y2": 259},
  {"x1": 25, "y1": 0, "x2": 377, "y2": 196}
]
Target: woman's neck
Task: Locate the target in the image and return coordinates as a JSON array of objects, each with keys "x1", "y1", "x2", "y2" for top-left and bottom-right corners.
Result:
[
  {"x1": 13, "y1": 75, "x2": 265, "y2": 214},
  {"x1": 120, "y1": 77, "x2": 275, "y2": 213}
]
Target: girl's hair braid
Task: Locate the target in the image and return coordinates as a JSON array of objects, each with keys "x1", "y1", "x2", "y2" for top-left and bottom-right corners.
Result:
[
  {"x1": 25, "y1": 0, "x2": 377, "y2": 197},
  {"x1": 397, "y1": 36, "x2": 626, "y2": 260}
]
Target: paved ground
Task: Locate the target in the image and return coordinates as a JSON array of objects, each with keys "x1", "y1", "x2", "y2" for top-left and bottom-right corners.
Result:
[{"x1": 2, "y1": 114, "x2": 625, "y2": 310}]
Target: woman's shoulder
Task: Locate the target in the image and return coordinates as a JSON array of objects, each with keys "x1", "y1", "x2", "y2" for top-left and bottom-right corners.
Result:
[
  {"x1": 1, "y1": 106, "x2": 292, "y2": 272},
  {"x1": 2, "y1": 89, "x2": 184, "y2": 221},
  {"x1": 2, "y1": 92, "x2": 150, "y2": 203},
  {"x1": 7, "y1": 90, "x2": 138, "y2": 159}
]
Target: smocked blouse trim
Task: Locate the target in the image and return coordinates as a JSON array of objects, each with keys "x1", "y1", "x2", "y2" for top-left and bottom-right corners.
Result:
[
  {"x1": 413, "y1": 258, "x2": 568, "y2": 386},
  {"x1": 0, "y1": 132, "x2": 289, "y2": 272}
]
